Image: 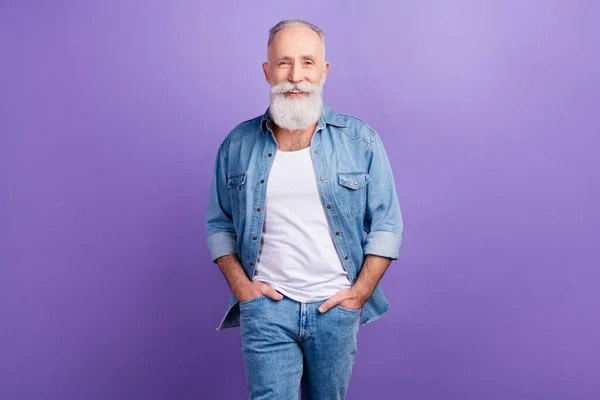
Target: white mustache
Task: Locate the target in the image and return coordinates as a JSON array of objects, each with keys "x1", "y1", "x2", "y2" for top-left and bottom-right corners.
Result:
[{"x1": 270, "y1": 80, "x2": 320, "y2": 95}]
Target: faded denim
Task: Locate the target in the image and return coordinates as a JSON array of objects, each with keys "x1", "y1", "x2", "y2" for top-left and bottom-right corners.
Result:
[{"x1": 240, "y1": 295, "x2": 361, "y2": 399}]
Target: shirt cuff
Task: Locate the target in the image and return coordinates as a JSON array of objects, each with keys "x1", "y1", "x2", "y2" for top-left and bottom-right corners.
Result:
[
  {"x1": 207, "y1": 231, "x2": 238, "y2": 262},
  {"x1": 363, "y1": 231, "x2": 402, "y2": 260}
]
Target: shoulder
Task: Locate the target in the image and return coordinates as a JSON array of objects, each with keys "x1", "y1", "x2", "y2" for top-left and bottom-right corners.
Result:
[
  {"x1": 326, "y1": 105, "x2": 380, "y2": 146},
  {"x1": 218, "y1": 113, "x2": 264, "y2": 154}
]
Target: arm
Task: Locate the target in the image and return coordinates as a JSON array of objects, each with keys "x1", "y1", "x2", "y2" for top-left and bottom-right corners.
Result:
[
  {"x1": 319, "y1": 132, "x2": 403, "y2": 313},
  {"x1": 205, "y1": 143, "x2": 238, "y2": 262},
  {"x1": 350, "y1": 255, "x2": 392, "y2": 301},
  {"x1": 362, "y1": 132, "x2": 403, "y2": 260},
  {"x1": 206, "y1": 144, "x2": 281, "y2": 302},
  {"x1": 318, "y1": 255, "x2": 391, "y2": 312},
  {"x1": 216, "y1": 254, "x2": 282, "y2": 302}
]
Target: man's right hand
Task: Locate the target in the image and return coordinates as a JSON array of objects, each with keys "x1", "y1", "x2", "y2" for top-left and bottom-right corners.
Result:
[{"x1": 234, "y1": 280, "x2": 284, "y2": 303}]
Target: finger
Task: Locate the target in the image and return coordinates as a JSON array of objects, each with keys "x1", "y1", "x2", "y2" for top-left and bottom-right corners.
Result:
[
  {"x1": 261, "y1": 284, "x2": 283, "y2": 301},
  {"x1": 318, "y1": 294, "x2": 343, "y2": 313}
]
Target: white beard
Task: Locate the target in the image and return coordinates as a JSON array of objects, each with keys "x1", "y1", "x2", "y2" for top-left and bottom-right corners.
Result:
[{"x1": 269, "y1": 80, "x2": 323, "y2": 130}]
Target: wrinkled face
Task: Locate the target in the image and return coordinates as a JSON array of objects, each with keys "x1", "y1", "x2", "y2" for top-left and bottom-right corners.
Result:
[
  {"x1": 264, "y1": 26, "x2": 329, "y2": 87},
  {"x1": 263, "y1": 26, "x2": 330, "y2": 130}
]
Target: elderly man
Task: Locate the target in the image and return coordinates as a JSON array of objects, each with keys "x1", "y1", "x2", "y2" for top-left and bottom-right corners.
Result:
[{"x1": 205, "y1": 19, "x2": 403, "y2": 399}]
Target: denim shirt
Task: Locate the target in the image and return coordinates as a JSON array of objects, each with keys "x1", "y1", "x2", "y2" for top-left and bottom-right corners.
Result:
[{"x1": 205, "y1": 104, "x2": 403, "y2": 330}]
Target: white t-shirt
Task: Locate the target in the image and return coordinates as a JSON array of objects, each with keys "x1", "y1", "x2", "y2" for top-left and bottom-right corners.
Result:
[{"x1": 253, "y1": 146, "x2": 351, "y2": 303}]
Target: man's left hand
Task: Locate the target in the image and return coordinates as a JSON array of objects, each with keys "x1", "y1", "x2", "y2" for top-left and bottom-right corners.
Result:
[{"x1": 318, "y1": 286, "x2": 369, "y2": 313}]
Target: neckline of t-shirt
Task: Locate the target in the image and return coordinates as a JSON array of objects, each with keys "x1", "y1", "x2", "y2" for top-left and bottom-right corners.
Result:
[{"x1": 276, "y1": 147, "x2": 312, "y2": 155}]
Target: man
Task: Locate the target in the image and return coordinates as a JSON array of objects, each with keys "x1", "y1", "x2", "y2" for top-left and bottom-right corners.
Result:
[{"x1": 205, "y1": 19, "x2": 403, "y2": 399}]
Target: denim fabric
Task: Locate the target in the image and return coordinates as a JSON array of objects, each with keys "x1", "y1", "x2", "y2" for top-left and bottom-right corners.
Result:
[
  {"x1": 205, "y1": 104, "x2": 403, "y2": 330},
  {"x1": 240, "y1": 295, "x2": 361, "y2": 399}
]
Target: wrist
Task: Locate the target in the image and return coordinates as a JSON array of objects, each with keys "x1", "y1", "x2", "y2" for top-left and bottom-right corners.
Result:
[
  {"x1": 351, "y1": 283, "x2": 371, "y2": 302},
  {"x1": 231, "y1": 279, "x2": 252, "y2": 298}
]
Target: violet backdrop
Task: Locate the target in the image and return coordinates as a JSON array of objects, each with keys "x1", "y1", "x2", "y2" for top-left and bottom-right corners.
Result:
[{"x1": 1, "y1": 1, "x2": 599, "y2": 399}]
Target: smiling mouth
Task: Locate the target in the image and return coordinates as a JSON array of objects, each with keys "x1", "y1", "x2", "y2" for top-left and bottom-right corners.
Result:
[{"x1": 285, "y1": 91, "x2": 307, "y2": 97}]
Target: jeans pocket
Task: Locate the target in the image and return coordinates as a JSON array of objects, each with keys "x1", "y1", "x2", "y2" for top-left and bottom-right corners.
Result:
[
  {"x1": 239, "y1": 295, "x2": 266, "y2": 307},
  {"x1": 335, "y1": 304, "x2": 362, "y2": 313}
]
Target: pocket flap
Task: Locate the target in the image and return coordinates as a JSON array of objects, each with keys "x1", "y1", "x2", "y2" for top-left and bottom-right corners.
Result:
[
  {"x1": 338, "y1": 172, "x2": 370, "y2": 190},
  {"x1": 227, "y1": 172, "x2": 247, "y2": 189}
]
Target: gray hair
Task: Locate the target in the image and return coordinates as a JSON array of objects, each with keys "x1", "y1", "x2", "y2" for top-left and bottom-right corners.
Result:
[{"x1": 267, "y1": 19, "x2": 326, "y2": 58}]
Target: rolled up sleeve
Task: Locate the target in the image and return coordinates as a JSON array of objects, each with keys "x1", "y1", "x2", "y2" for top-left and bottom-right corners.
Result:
[
  {"x1": 363, "y1": 231, "x2": 402, "y2": 260},
  {"x1": 206, "y1": 231, "x2": 237, "y2": 262}
]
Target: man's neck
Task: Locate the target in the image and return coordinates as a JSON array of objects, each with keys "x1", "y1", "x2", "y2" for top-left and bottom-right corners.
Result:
[{"x1": 272, "y1": 123, "x2": 318, "y2": 152}]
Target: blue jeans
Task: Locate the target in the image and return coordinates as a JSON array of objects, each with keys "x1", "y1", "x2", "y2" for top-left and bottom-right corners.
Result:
[{"x1": 239, "y1": 295, "x2": 361, "y2": 399}]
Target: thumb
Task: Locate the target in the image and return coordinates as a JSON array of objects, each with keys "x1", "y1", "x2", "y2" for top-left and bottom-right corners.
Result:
[
  {"x1": 261, "y1": 284, "x2": 283, "y2": 301},
  {"x1": 318, "y1": 292, "x2": 343, "y2": 313}
]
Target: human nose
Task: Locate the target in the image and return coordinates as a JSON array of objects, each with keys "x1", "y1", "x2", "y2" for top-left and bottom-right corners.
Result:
[{"x1": 288, "y1": 63, "x2": 302, "y2": 83}]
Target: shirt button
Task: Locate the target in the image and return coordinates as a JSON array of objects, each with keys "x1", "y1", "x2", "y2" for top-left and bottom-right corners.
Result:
[
  {"x1": 250, "y1": 262, "x2": 254, "y2": 266},
  {"x1": 268, "y1": 153, "x2": 272, "y2": 157},
  {"x1": 256, "y1": 208, "x2": 261, "y2": 212},
  {"x1": 320, "y1": 176, "x2": 325, "y2": 181},
  {"x1": 260, "y1": 179, "x2": 265, "y2": 184},
  {"x1": 354, "y1": 181, "x2": 358, "y2": 186},
  {"x1": 253, "y1": 236, "x2": 257, "y2": 240},
  {"x1": 335, "y1": 231, "x2": 340, "y2": 236},
  {"x1": 327, "y1": 204, "x2": 331, "y2": 209},
  {"x1": 314, "y1": 150, "x2": 319, "y2": 154},
  {"x1": 344, "y1": 256, "x2": 349, "y2": 260}
]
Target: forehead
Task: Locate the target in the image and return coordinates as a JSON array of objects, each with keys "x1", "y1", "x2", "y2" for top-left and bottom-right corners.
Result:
[{"x1": 269, "y1": 26, "x2": 323, "y2": 58}]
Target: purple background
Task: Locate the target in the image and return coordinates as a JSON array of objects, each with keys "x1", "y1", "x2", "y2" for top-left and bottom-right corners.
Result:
[{"x1": 1, "y1": 1, "x2": 599, "y2": 399}]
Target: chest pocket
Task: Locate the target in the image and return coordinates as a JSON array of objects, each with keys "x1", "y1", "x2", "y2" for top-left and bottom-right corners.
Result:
[
  {"x1": 337, "y1": 171, "x2": 370, "y2": 219},
  {"x1": 227, "y1": 172, "x2": 247, "y2": 217}
]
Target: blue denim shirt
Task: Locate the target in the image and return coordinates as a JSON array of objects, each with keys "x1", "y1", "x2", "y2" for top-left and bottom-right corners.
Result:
[{"x1": 205, "y1": 104, "x2": 403, "y2": 330}]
